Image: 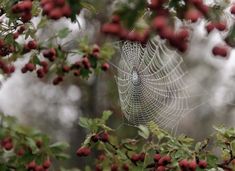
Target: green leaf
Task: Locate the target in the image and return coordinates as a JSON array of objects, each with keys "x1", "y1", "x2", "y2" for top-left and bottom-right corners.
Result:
[
  {"x1": 55, "y1": 153, "x2": 70, "y2": 160},
  {"x1": 138, "y1": 125, "x2": 149, "y2": 139},
  {"x1": 57, "y1": 28, "x2": 71, "y2": 39},
  {"x1": 80, "y1": 2, "x2": 97, "y2": 13},
  {"x1": 231, "y1": 140, "x2": 235, "y2": 156},
  {"x1": 50, "y1": 142, "x2": 69, "y2": 152},
  {"x1": 101, "y1": 110, "x2": 112, "y2": 121},
  {"x1": 79, "y1": 117, "x2": 93, "y2": 129}
]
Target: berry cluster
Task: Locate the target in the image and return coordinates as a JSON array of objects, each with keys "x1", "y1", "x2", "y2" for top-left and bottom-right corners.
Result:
[
  {"x1": 179, "y1": 159, "x2": 207, "y2": 171},
  {"x1": 26, "y1": 159, "x2": 51, "y2": 171},
  {"x1": 11, "y1": 0, "x2": 33, "y2": 23},
  {"x1": 40, "y1": 0, "x2": 72, "y2": 20},
  {"x1": 101, "y1": 15, "x2": 150, "y2": 44},
  {"x1": 152, "y1": 16, "x2": 190, "y2": 52},
  {"x1": 0, "y1": 39, "x2": 15, "y2": 57},
  {"x1": 212, "y1": 45, "x2": 229, "y2": 58},
  {"x1": 19, "y1": 42, "x2": 110, "y2": 85},
  {"x1": 153, "y1": 154, "x2": 172, "y2": 171}
]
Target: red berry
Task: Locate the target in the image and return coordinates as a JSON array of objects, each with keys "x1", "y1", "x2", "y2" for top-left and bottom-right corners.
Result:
[
  {"x1": 185, "y1": 9, "x2": 202, "y2": 22},
  {"x1": 206, "y1": 22, "x2": 215, "y2": 33},
  {"x1": 17, "y1": 148, "x2": 25, "y2": 156},
  {"x1": 21, "y1": 66, "x2": 28, "y2": 73},
  {"x1": 98, "y1": 154, "x2": 106, "y2": 161},
  {"x1": 21, "y1": 12, "x2": 32, "y2": 23},
  {"x1": 178, "y1": 28, "x2": 190, "y2": 41},
  {"x1": 25, "y1": 63, "x2": 35, "y2": 72},
  {"x1": 43, "y1": 3, "x2": 54, "y2": 15},
  {"x1": 154, "y1": 154, "x2": 161, "y2": 162},
  {"x1": 159, "y1": 26, "x2": 174, "y2": 40},
  {"x1": 198, "y1": 160, "x2": 207, "y2": 169},
  {"x1": 231, "y1": 5, "x2": 235, "y2": 14},
  {"x1": 215, "y1": 22, "x2": 226, "y2": 31},
  {"x1": 76, "y1": 147, "x2": 91, "y2": 157},
  {"x1": 179, "y1": 159, "x2": 188, "y2": 168},
  {"x1": 95, "y1": 164, "x2": 102, "y2": 171},
  {"x1": 43, "y1": 159, "x2": 51, "y2": 169},
  {"x1": 101, "y1": 63, "x2": 110, "y2": 71},
  {"x1": 61, "y1": 4, "x2": 72, "y2": 17},
  {"x1": 91, "y1": 134, "x2": 100, "y2": 142},
  {"x1": 111, "y1": 164, "x2": 118, "y2": 171},
  {"x1": 4, "y1": 142, "x2": 13, "y2": 151},
  {"x1": 35, "y1": 165, "x2": 44, "y2": 171},
  {"x1": 139, "y1": 152, "x2": 145, "y2": 162},
  {"x1": 73, "y1": 70, "x2": 80, "y2": 76},
  {"x1": 101, "y1": 23, "x2": 121, "y2": 35},
  {"x1": 122, "y1": 164, "x2": 129, "y2": 171},
  {"x1": 99, "y1": 132, "x2": 109, "y2": 142},
  {"x1": 27, "y1": 161, "x2": 36, "y2": 170},
  {"x1": 62, "y1": 65, "x2": 70, "y2": 72},
  {"x1": 54, "y1": 0, "x2": 65, "y2": 6},
  {"x1": 13, "y1": 32, "x2": 19, "y2": 39},
  {"x1": 36, "y1": 140, "x2": 43, "y2": 148},
  {"x1": 156, "y1": 166, "x2": 166, "y2": 171},
  {"x1": 188, "y1": 161, "x2": 197, "y2": 171},
  {"x1": 152, "y1": 16, "x2": 167, "y2": 31},
  {"x1": 49, "y1": 8, "x2": 63, "y2": 20},
  {"x1": 82, "y1": 57, "x2": 91, "y2": 69},
  {"x1": 18, "y1": 25, "x2": 26, "y2": 34},
  {"x1": 111, "y1": 15, "x2": 120, "y2": 24},
  {"x1": 28, "y1": 40, "x2": 37, "y2": 49},
  {"x1": 158, "y1": 156, "x2": 171, "y2": 166},
  {"x1": 53, "y1": 76, "x2": 64, "y2": 85},
  {"x1": 37, "y1": 68, "x2": 45, "y2": 78},
  {"x1": 43, "y1": 48, "x2": 56, "y2": 58},
  {"x1": 131, "y1": 154, "x2": 141, "y2": 162}
]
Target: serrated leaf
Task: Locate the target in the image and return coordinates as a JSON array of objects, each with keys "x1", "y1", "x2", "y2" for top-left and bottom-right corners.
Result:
[
  {"x1": 79, "y1": 117, "x2": 93, "y2": 129},
  {"x1": 102, "y1": 110, "x2": 112, "y2": 121}
]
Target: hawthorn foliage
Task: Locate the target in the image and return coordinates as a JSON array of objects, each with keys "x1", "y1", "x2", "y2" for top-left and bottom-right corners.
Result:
[{"x1": 0, "y1": 0, "x2": 235, "y2": 170}]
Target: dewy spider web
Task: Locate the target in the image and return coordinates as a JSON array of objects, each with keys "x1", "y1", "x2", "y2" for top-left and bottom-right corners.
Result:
[{"x1": 111, "y1": 36, "x2": 207, "y2": 133}]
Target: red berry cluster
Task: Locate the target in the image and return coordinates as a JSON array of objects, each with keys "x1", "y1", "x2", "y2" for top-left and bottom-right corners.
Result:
[
  {"x1": 26, "y1": 159, "x2": 51, "y2": 171},
  {"x1": 20, "y1": 43, "x2": 109, "y2": 85},
  {"x1": 153, "y1": 154, "x2": 171, "y2": 171},
  {"x1": 212, "y1": 45, "x2": 230, "y2": 58},
  {"x1": 206, "y1": 21, "x2": 227, "y2": 33},
  {"x1": 0, "y1": 60, "x2": 15, "y2": 75},
  {"x1": 130, "y1": 152, "x2": 146, "y2": 163},
  {"x1": 40, "y1": 0, "x2": 72, "y2": 20},
  {"x1": 101, "y1": 15, "x2": 150, "y2": 44},
  {"x1": 13, "y1": 25, "x2": 27, "y2": 40},
  {"x1": 0, "y1": 39, "x2": 15, "y2": 57},
  {"x1": 11, "y1": 0, "x2": 33, "y2": 23},
  {"x1": 179, "y1": 159, "x2": 207, "y2": 171},
  {"x1": 91, "y1": 131, "x2": 110, "y2": 143},
  {"x1": 1, "y1": 137, "x2": 13, "y2": 151},
  {"x1": 152, "y1": 16, "x2": 190, "y2": 52}
]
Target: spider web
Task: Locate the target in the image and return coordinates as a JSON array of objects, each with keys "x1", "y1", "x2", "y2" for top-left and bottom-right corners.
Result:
[{"x1": 112, "y1": 36, "x2": 207, "y2": 132}]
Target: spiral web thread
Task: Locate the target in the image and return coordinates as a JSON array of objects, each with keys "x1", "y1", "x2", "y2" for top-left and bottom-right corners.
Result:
[{"x1": 112, "y1": 36, "x2": 207, "y2": 133}]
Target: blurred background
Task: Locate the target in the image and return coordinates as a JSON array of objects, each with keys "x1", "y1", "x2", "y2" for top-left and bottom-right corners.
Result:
[{"x1": 0, "y1": 0, "x2": 235, "y2": 169}]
